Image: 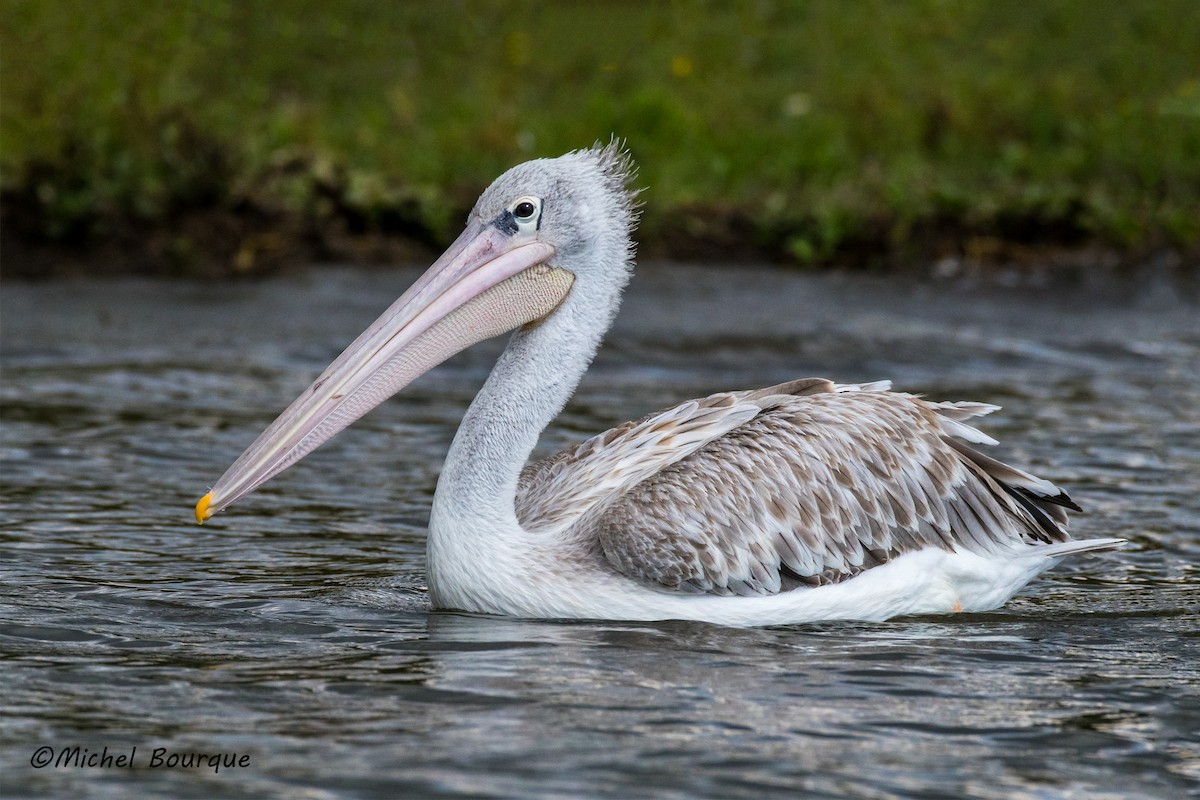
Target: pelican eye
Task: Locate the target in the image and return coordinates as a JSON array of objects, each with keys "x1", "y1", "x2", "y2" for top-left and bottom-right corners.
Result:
[
  {"x1": 496, "y1": 196, "x2": 542, "y2": 236},
  {"x1": 514, "y1": 199, "x2": 539, "y2": 220}
]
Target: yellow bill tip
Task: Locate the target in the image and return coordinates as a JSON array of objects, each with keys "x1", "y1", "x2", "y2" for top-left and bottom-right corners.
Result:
[{"x1": 194, "y1": 492, "x2": 214, "y2": 525}]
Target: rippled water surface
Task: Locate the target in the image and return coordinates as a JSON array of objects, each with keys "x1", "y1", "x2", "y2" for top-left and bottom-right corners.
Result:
[{"x1": 2, "y1": 263, "x2": 1198, "y2": 799}]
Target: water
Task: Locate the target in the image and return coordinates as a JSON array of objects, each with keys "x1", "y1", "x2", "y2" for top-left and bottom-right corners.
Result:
[{"x1": 2, "y1": 263, "x2": 1198, "y2": 799}]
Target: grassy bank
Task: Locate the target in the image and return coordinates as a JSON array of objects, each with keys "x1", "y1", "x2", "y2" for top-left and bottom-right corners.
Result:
[{"x1": 2, "y1": 0, "x2": 1198, "y2": 276}]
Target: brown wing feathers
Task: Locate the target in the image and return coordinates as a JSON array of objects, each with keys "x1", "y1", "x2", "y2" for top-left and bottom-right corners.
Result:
[{"x1": 585, "y1": 386, "x2": 1077, "y2": 596}]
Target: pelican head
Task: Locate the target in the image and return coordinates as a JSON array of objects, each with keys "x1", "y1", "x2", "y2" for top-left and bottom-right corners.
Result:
[{"x1": 197, "y1": 142, "x2": 638, "y2": 522}]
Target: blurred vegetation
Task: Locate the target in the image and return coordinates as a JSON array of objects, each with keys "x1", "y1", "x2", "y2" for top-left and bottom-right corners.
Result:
[{"x1": 2, "y1": 0, "x2": 1198, "y2": 276}]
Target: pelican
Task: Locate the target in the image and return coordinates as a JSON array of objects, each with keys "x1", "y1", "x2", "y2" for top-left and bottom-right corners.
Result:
[{"x1": 195, "y1": 143, "x2": 1123, "y2": 627}]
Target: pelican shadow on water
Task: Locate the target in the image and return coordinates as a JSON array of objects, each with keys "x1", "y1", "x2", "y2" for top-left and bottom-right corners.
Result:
[{"x1": 195, "y1": 143, "x2": 1123, "y2": 627}]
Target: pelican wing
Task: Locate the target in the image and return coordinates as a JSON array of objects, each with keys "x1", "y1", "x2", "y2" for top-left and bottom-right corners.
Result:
[
  {"x1": 517, "y1": 379, "x2": 853, "y2": 532},
  {"x1": 515, "y1": 383, "x2": 813, "y2": 532},
  {"x1": 527, "y1": 380, "x2": 1086, "y2": 597}
]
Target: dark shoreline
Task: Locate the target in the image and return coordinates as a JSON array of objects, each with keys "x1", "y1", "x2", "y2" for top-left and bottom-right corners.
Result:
[{"x1": 4, "y1": 200, "x2": 1193, "y2": 282}]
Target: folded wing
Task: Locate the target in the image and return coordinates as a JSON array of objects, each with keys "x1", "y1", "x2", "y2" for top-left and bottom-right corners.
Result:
[{"x1": 518, "y1": 379, "x2": 1087, "y2": 597}]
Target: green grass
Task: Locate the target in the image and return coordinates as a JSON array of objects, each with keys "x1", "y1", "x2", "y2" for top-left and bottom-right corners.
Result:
[{"x1": 2, "y1": 0, "x2": 1198, "y2": 273}]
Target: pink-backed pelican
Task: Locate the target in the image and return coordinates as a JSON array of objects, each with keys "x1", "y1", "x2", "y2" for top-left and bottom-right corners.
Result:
[{"x1": 195, "y1": 143, "x2": 1123, "y2": 626}]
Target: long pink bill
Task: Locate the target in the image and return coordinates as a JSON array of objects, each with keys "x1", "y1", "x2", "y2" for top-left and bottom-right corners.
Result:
[{"x1": 195, "y1": 220, "x2": 572, "y2": 523}]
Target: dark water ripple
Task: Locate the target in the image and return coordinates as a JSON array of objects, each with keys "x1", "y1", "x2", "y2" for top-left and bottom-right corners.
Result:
[{"x1": 2, "y1": 264, "x2": 1198, "y2": 799}]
